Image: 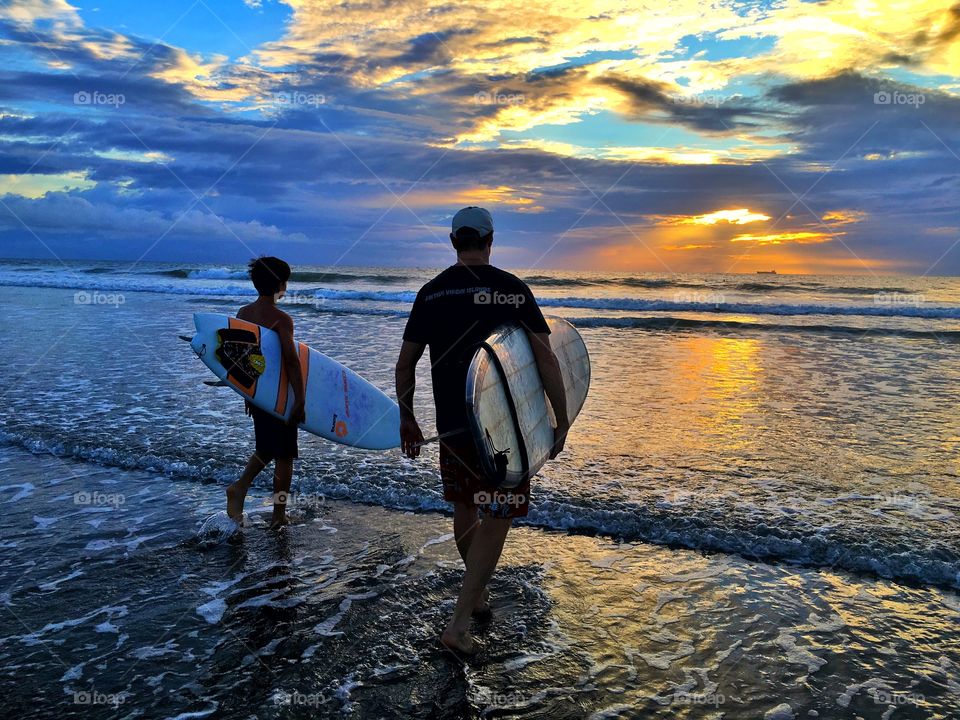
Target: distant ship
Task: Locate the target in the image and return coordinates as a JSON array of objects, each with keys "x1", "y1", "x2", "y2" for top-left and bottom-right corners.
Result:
[{"x1": 756, "y1": 270, "x2": 777, "y2": 275}]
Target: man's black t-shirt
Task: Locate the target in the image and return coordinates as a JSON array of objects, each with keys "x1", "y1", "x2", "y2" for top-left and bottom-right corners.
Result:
[{"x1": 402, "y1": 264, "x2": 550, "y2": 437}]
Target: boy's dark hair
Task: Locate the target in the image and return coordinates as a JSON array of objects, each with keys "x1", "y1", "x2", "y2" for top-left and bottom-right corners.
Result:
[
  {"x1": 452, "y1": 227, "x2": 493, "y2": 252},
  {"x1": 248, "y1": 256, "x2": 291, "y2": 296}
]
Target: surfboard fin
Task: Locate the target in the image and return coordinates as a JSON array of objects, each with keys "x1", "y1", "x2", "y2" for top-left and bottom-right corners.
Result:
[
  {"x1": 178, "y1": 335, "x2": 193, "y2": 342},
  {"x1": 203, "y1": 380, "x2": 229, "y2": 387}
]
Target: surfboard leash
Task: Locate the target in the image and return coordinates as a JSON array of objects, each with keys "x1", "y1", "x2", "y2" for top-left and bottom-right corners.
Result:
[{"x1": 413, "y1": 428, "x2": 468, "y2": 448}]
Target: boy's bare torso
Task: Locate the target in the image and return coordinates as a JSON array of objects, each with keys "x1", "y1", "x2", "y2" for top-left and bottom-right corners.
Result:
[{"x1": 237, "y1": 300, "x2": 290, "y2": 329}]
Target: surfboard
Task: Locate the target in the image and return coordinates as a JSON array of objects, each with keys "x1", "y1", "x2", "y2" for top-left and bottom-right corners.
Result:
[
  {"x1": 465, "y1": 316, "x2": 590, "y2": 488},
  {"x1": 189, "y1": 313, "x2": 400, "y2": 450}
]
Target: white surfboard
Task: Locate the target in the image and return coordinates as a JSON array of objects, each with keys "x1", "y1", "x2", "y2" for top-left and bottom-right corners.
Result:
[
  {"x1": 190, "y1": 313, "x2": 400, "y2": 450},
  {"x1": 465, "y1": 316, "x2": 590, "y2": 488}
]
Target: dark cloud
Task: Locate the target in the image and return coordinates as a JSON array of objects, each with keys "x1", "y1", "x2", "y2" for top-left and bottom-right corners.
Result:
[
  {"x1": 912, "y1": 3, "x2": 960, "y2": 48},
  {"x1": 1, "y1": 8, "x2": 959, "y2": 271},
  {"x1": 768, "y1": 71, "x2": 960, "y2": 161},
  {"x1": 598, "y1": 73, "x2": 772, "y2": 132}
]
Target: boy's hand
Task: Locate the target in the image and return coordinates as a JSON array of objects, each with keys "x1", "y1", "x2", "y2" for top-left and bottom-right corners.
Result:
[
  {"x1": 400, "y1": 416, "x2": 424, "y2": 459},
  {"x1": 288, "y1": 400, "x2": 305, "y2": 427}
]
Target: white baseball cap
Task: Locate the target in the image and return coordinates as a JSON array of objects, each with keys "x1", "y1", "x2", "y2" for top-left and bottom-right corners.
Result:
[{"x1": 451, "y1": 206, "x2": 494, "y2": 236}]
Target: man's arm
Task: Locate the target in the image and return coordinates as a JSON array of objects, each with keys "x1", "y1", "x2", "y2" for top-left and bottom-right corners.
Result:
[
  {"x1": 275, "y1": 315, "x2": 306, "y2": 426},
  {"x1": 529, "y1": 332, "x2": 569, "y2": 458},
  {"x1": 395, "y1": 340, "x2": 426, "y2": 458}
]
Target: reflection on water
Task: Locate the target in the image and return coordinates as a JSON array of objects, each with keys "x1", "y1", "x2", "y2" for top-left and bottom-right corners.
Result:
[
  {"x1": 1, "y1": 447, "x2": 958, "y2": 719},
  {"x1": 0, "y1": 286, "x2": 958, "y2": 590},
  {"x1": 673, "y1": 336, "x2": 762, "y2": 446}
]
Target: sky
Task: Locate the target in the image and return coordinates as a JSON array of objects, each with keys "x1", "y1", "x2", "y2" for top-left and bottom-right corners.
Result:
[{"x1": 0, "y1": 0, "x2": 958, "y2": 274}]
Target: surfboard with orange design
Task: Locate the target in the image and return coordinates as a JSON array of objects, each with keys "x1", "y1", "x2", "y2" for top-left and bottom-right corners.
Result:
[{"x1": 189, "y1": 313, "x2": 400, "y2": 450}]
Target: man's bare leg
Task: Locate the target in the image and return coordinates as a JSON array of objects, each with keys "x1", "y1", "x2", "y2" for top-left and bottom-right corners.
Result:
[
  {"x1": 453, "y1": 502, "x2": 490, "y2": 612},
  {"x1": 441, "y1": 515, "x2": 512, "y2": 654},
  {"x1": 271, "y1": 457, "x2": 293, "y2": 527},
  {"x1": 227, "y1": 453, "x2": 267, "y2": 521}
]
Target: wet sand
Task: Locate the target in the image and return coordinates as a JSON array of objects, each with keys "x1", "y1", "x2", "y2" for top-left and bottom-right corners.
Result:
[{"x1": 1, "y1": 446, "x2": 959, "y2": 719}]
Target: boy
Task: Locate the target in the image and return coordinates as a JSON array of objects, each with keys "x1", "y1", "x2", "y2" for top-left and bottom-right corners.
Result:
[{"x1": 225, "y1": 256, "x2": 306, "y2": 528}]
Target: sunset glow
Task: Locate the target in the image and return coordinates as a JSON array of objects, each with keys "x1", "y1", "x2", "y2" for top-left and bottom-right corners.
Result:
[{"x1": 0, "y1": 0, "x2": 957, "y2": 273}]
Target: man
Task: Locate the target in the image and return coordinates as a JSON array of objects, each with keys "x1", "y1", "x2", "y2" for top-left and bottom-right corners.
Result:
[
  {"x1": 225, "y1": 256, "x2": 306, "y2": 528},
  {"x1": 395, "y1": 207, "x2": 569, "y2": 657}
]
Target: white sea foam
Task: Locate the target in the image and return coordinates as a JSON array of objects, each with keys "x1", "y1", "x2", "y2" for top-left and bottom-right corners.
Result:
[
  {"x1": 196, "y1": 598, "x2": 227, "y2": 624},
  {"x1": 187, "y1": 268, "x2": 247, "y2": 280},
  {"x1": 3, "y1": 271, "x2": 960, "y2": 319},
  {"x1": 0, "y1": 482, "x2": 34, "y2": 502}
]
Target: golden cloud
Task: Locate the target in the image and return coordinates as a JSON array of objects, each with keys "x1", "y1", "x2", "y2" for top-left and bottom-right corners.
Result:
[
  {"x1": 0, "y1": 171, "x2": 95, "y2": 198},
  {"x1": 652, "y1": 208, "x2": 772, "y2": 226},
  {"x1": 356, "y1": 184, "x2": 545, "y2": 213},
  {"x1": 730, "y1": 231, "x2": 837, "y2": 245},
  {"x1": 822, "y1": 209, "x2": 867, "y2": 225}
]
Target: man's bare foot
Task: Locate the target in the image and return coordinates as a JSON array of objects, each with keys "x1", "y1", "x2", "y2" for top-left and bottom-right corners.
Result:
[
  {"x1": 472, "y1": 587, "x2": 492, "y2": 621},
  {"x1": 226, "y1": 483, "x2": 246, "y2": 521},
  {"x1": 268, "y1": 515, "x2": 288, "y2": 529},
  {"x1": 440, "y1": 628, "x2": 479, "y2": 658}
]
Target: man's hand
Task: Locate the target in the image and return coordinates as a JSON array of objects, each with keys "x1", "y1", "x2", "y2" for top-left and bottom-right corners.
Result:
[
  {"x1": 400, "y1": 416, "x2": 424, "y2": 459},
  {"x1": 550, "y1": 418, "x2": 570, "y2": 459},
  {"x1": 287, "y1": 400, "x2": 305, "y2": 427},
  {"x1": 245, "y1": 400, "x2": 253, "y2": 417},
  {"x1": 529, "y1": 331, "x2": 570, "y2": 460}
]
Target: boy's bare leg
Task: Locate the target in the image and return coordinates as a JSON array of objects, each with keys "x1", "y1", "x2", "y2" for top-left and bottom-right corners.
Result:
[
  {"x1": 453, "y1": 502, "x2": 490, "y2": 611},
  {"x1": 442, "y1": 516, "x2": 512, "y2": 653},
  {"x1": 271, "y1": 457, "x2": 293, "y2": 527},
  {"x1": 227, "y1": 453, "x2": 267, "y2": 520}
]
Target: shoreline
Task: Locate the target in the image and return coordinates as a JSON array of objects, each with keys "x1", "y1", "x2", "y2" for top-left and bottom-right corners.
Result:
[
  {"x1": 1, "y1": 444, "x2": 959, "y2": 718},
  {"x1": 3, "y1": 427, "x2": 958, "y2": 594}
]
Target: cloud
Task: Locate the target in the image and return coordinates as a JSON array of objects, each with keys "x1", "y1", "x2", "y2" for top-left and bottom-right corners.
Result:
[
  {"x1": 0, "y1": 0, "x2": 959, "y2": 272},
  {"x1": 729, "y1": 230, "x2": 836, "y2": 245},
  {"x1": 655, "y1": 208, "x2": 772, "y2": 226},
  {"x1": 0, "y1": 190, "x2": 308, "y2": 245},
  {"x1": 0, "y1": 170, "x2": 94, "y2": 197}
]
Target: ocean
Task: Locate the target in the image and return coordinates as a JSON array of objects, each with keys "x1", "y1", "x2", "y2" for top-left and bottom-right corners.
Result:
[{"x1": 0, "y1": 259, "x2": 958, "y2": 718}]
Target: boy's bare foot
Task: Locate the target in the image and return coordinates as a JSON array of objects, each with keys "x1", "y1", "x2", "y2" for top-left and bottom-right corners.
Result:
[
  {"x1": 226, "y1": 484, "x2": 246, "y2": 521},
  {"x1": 440, "y1": 628, "x2": 480, "y2": 659}
]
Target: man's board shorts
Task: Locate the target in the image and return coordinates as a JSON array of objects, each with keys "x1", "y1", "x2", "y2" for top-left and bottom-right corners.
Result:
[
  {"x1": 251, "y1": 405, "x2": 298, "y2": 463},
  {"x1": 439, "y1": 439, "x2": 530, "y2": 519}
]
